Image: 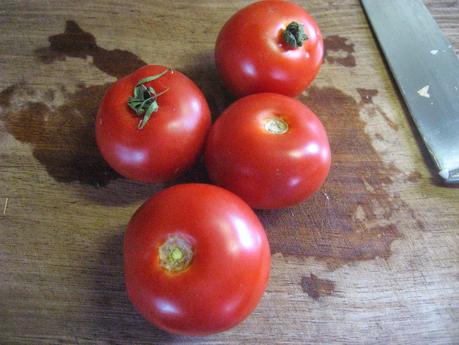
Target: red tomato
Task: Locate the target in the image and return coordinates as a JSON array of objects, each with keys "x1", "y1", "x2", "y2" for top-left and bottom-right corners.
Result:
[
  {"x1": 124, "y1": 183, "x2": 271, "y2": 336},
  {"x1": 205, "y1": 93, "x2": 331, "y2": 209},
  {"x1": 215, "y1": 0, "x2": 324, "y2": 98},
  {"x1": 96, "y1": 65, "x2": 211, "y2": 183}
]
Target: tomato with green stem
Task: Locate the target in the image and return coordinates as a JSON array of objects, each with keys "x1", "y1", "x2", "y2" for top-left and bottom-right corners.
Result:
[
  {"x1": 215, "y1": 0, "x2": 324, "y2": 97},
  {"x1": 124, "y1": 183, "x2": 271, "y2": 336},
  {"x1": 96, "y1": 65, "x2": 211, "y2": 183}
]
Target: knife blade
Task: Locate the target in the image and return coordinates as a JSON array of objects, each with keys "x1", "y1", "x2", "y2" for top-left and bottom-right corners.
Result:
[{"x1": 361, "y1": 0, "x2": 459, "y2": 183}]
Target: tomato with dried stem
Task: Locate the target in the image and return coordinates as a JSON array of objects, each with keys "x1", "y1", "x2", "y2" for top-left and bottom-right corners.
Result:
[
  {"x1": 205, "y1": 93, "x2": 331, "y2": 209},
  {"x1": 124, "y1": 183, "x2": 271, "y2": 336},
  {"x1": 215, "y1": 0, "x2": 324, "y2": 97}
]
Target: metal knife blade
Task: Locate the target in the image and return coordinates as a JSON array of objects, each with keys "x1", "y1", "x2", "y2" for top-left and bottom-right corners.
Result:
[{"x1": 361, "y1": 0, "x2": 459, "y2": 183}]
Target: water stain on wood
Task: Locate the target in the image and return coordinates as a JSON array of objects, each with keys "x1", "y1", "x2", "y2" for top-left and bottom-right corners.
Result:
[
  {"x1": 358, "y1": 88, "x2": 399, "y2": 131},
  {"x1": 35, "y1": 20, "x2": 146, "y2": 79},
  {"x1": 407, "y1": 171, "x2": 422, "y2": 183},
  {"x1": 1, "y1": 84, "x2": 119, "y2": 186},
  {"x1": 0, "y1": 85, "x2": 17, "y2": 108},
  {"x1": 357, "y1": 88, "x2": 378, "y2": 104},
  {"x1": 1, "y1": 22, "x2": 420, "y2": 263},
  {"x1": 375, "y1": 133, "x2": 384, "y2": 141},
  {"x1": 0, "y1": 21, "x2": 149, "y2": 186},
  {"x1": 324, "y1": 35, "x2": 356, "y2": 67},
  {"x1": 261, "y1": 87, "x2": 410, "y2": 264},
  {"x1": 301, "y1": 274, "x2": 336, "y2": 300},
  {"x1": 1, "y1": 21, "x2": 228, "y2": 187},
  {"x1": 44, "y1": 89, "x2": 56, "y2": 103}
]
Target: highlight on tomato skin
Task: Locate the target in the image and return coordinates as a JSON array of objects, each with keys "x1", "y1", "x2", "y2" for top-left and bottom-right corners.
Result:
[
  {"x1": 124, "y1": 183, "x2": 271, "y2": 336},
  {"x1": 95, "y1": 65, "x2": 211, "y2": 183},
  {"x1": 215, "y1": 0, "x2": 324, "y2": 98},
  {"x1": 205, "y1": 93, "x2": 331, "y2": 210}
]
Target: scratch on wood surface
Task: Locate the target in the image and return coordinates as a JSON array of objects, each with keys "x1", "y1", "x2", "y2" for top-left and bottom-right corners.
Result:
[{"x1": 3, "y1": 197, "x2": 8, "y2": 215}]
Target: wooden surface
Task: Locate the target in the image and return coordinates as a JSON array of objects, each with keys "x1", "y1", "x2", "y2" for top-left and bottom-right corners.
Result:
[{"x1": 1, "y1": 1, "x2": 458, "y2": 344}]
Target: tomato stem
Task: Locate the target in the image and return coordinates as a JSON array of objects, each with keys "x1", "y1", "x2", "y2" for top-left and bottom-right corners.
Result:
[
  {"x1": 264, "y1": 117, "x2": 289, "y2": 134},
  {"x1": 128, "y1": 68, "x2": 171, "y2": 129},
  {"x1": 282, "y1": 21, "x2": 308, "y2": 48},
  {"x1": 159, "y1": 235, "x2": 193, "y2": 273}
]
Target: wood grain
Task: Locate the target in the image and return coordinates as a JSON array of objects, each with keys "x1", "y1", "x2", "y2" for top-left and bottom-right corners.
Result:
[{"x1": 0, "y1": 1, "x2": 458, "y2": 344}]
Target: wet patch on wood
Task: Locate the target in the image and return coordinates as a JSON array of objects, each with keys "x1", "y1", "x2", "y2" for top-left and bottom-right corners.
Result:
[
  {"x1": 0, "y1": 21, "x2": 149, "y2": 186},
  {"x1": 34, "y1": 21, "x2": 146, "y2": 79},
  {"x1": 1, "y1": 84, "x2": 119, "y2": 186},
  {"x1": 1, "y1": 21, "x2": 228, "y2": 186},
  {"x1": 324, "y1": 35, "x2": 356, "y2": 67},
  {"x1": 301, "y1": 274, "x2": 336, "y2": 300},
  {"x1": 357, "y1": 88, "x2": 378, "y2": 104},
  {"x1": 0, "y1": 85, "x2": 17, "y2": 108},
  {"x1": 261, "y1": 86, "x2": 420, "y2": 265},
  {"x1": 1, "y1": 22, "x2": 423, "y2": 263},
  {"x1": 407, "y1": 171, "x2": 422, "y2": 183}
]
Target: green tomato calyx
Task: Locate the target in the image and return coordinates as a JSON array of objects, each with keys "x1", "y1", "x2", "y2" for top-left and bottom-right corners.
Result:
[
  {"x1": 128, "y1": 67, "x2": 171, "y2": 129},
  {"x1": 283, "y1": 21, "x2": 308, "y2": 48}
]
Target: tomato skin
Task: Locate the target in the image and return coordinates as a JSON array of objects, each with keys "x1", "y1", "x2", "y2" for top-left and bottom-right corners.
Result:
[
  {"x1": 124, "y1": 183, "x2": 271, "y2": 336},
  {"x1": 205, "y1": 93, "x2": 331, "y2": 209},
  {"x1": 96, "y1": 65, "x2": 211, "y2": 183},
  {"x1": 215, "y1": 0, "x2": 324, "y2": 98}
]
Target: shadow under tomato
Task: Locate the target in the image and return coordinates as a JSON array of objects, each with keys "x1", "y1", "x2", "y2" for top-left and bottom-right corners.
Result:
[
  {"x1": 180, "y1": 51, "x2": 235, "y2": 122},
  {"x1": 160, "y1": 52, "x2": 235, "y2": 188}
]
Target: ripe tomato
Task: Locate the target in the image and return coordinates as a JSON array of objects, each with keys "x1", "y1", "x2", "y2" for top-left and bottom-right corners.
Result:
[
  {"x1": 124, "y1": 183, "x2": 271, "y2": 336},
  {"x1": 205, "y1": 93, "x2": 331, "y2": 209},
  {"x1": 215, "y1": 0, "x2": 323, "y2": 98},
  {"x1": 96, "y1": 65, "x2": 211, "y2": 183}
]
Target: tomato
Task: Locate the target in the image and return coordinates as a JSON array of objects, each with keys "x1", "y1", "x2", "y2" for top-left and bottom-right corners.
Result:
[
  {"x1": 205, "y1": 93, "x2": 331, "y2": 209},
  {"x1": 124, "y1": 183, "x2": 271, "y2": 336},
  {"x1": 96, "y1": 65, "x2": 211, "y2": 183},
  {"x1": 215, "y1": 0, "x2": 324, "y2": 98}
]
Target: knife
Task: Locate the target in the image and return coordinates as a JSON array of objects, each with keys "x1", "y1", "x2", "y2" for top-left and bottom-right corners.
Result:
[{"x1": 361, "y1": 0, "x2": 459, "y2": 183}]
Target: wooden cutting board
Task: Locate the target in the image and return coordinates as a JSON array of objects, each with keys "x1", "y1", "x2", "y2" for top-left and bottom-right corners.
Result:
[{"x1": 1, "y1": 1, "x2": 458, "y2": 344}]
